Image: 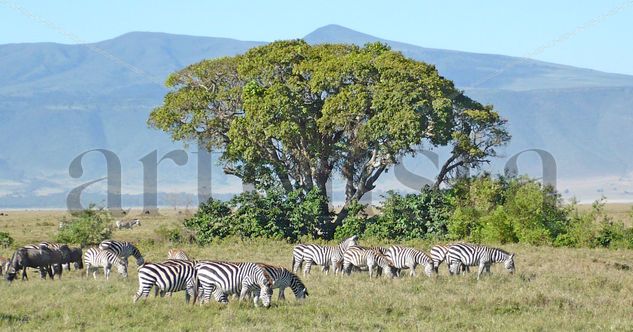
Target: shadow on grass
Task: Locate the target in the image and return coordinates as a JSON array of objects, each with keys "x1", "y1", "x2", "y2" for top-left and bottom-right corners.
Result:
[{"x1": 0, "y1": 313, "x2": 29, "y2": 324}]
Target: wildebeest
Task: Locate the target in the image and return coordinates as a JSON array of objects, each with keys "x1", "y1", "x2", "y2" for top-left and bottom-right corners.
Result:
[
  {"x1": 5, "y1": 244, "x2": 70, "y2": 282},
  {"x1": 62, "y1": 247, "x2": 84, "y2": 271},
  {"x1": 115, "y1": 218, "x2": 141, "y2": 230}
]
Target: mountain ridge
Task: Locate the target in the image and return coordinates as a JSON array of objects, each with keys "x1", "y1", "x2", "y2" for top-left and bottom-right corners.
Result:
[{"x1": 1, "y1": 24, "x2": 632, "y2": 207}]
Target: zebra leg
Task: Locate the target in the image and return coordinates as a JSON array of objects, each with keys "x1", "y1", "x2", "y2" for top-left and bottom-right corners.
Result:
[
  {"x1": 343, "y1": 261, "x2": 352, "y2": 276},
  {"x1": 303, "y1": 259, "x2": 313, "y2": 276},
  {"x1": 105, "y1": 266, "x2": 111, "y2": 280},
  {"x1": 410, "y1": 263, "x2": 417, "y2": 277},
  {"x1": 322, "y1": 264, "x2": 330, "y2": 275},
  {"x1": 477, "y1": 263, "x2": 486, "y2": 280},
  {"x1": 278, "y1": 287, "x2": 286, "y2": 301}
]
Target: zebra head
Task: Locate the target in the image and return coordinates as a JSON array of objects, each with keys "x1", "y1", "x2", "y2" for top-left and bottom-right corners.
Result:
[
  {"x1": 340, "y1": 235, "x2": 359, "y2": 251},
  {"x1": 115, "y1": 257, "x2": 128, "y2": 278},
  {"x1": 504, "y1": 254, "x2": 515, "y2": 274},
  {"x1": 424, "y1": 263, "x2": 435, "y2": 277}
]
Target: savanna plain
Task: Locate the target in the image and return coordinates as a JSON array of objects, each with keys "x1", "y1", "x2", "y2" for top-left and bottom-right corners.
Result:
[{"x1": 1, "y1": 208, "x2": 632, "y2": 331}]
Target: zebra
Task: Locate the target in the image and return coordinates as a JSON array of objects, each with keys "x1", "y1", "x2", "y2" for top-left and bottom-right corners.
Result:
[
  {"x1": 133, "y1": 259, "x2": 196, "y2": 303},
  {"x1": 167, "y1": 249, "x2": 191, "y2": 261},
  {"x1": 99, "y1": 240, "x2": 145, "y2": 266},
  {"x1": 115, "y1": 218, "x2": 141, "y2": 230},
  {"x1": 447, "y1": 243, "x2": 515, "y2": 280},
  {"x1": 384, "y1": 246, "x2": 435, "y2": 277},
  {"x1": 293, "y1": 235, "x2": 358, "y2": 275},
  {"x1": 83, "y1": 247, "x2": 128, "y2": 280},
  {"x1": 343, "y1": 246, "x2": 396, "y2": 278},
  {"x1": 431, "y1": 244, "x2": 470, "y2": 274},
  {"x1": 193, "y1": 261, "x2": 273, "y2": 307},
  {"x1": 247, "y1": 264, "x2": 308, "y2": 304}
]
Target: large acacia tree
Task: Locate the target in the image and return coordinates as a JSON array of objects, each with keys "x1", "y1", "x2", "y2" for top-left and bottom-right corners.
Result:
[{"x1": 149, "y1": 40, "x2": 509, "y2": 229}]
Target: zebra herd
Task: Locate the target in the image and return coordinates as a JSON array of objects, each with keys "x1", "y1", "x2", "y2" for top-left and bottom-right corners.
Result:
[
  {"x1": 293, "y1": 236, "x2": 516, "y2": 281},
  {"x1": 4, "y1": 236, "x2": 515, "y2": 309}
]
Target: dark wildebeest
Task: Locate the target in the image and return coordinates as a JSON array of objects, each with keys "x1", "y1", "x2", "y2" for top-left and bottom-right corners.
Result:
[
  {"x1": 5, "y1": 244, "x2": 70, "y2": 282},
  {"x1": 62, "y1": 247, "x2": 84, "y2": 271}
]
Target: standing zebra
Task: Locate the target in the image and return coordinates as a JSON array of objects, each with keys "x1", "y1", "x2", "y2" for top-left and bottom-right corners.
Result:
[
  {"x1": 343, "y1": 246, "x2": 396, "y2": 278},
  {"x1": 193, "y1": 261, "x2": 273, "y2": 307},
  {"x1": 167, "y1": 249, "x2": 191, "y2": 261},
  {"x1": 248, "y1": 264, "x2": 308, "y2": 304},
  {"x1": 83, "y1": 247, "x2": 128, "y2": 280},
  {"x1": 447, "y1": 243, "x2": 515, "y2": 280},
  {"x1": 384, "y1": 246, "x2": 435, "y2": 277},
  {"x1": 134, "y1": 259, "x2": 196, "y2": 303},
  {"x1": 293, "y1": 235, "x2": 358, "y2": 275},
  {"x1": 99, "y1": 240, "x2": 145, "y2": 266}
]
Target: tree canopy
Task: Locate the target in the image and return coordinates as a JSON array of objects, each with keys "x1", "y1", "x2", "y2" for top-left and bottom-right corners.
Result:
[{"x1": 149, "y1": 40, "x2": 509, "y2": 229}]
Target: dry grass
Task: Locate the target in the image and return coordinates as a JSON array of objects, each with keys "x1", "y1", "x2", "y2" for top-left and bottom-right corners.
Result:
[{"x1": 1, "y1": 210, "x2": 633, "y2": 331}]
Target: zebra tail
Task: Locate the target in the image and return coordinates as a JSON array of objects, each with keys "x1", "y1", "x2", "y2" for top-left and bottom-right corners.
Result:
[{"x1": 191, "y1": 273, "x2": 200, "y2": 305}]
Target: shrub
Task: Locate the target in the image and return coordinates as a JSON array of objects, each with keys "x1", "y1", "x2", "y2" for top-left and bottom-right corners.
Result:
[
  {"x1": 365, "y1": 187, "x2": 453, "y2": 241},
  {"x1": 334, "y1": 200, "x2": 370, "y2": 240},
  {"x1": 155, "y1": 224, "x2": 184, "y2": 244},
  {"x1": 0, "y1": 232, "x2": 14, "y2": 248},
  {"x1": 55, "y1": 205, "x2": 113, "y2": 246},
  {"x1": 184, "y1": 188, "x2": 330, "y2": 244}
]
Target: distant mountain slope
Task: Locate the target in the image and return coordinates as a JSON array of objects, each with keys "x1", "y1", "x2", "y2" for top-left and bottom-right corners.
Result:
[{"x1": 1, "y1": 25, "x2": 632, "y2": 207}]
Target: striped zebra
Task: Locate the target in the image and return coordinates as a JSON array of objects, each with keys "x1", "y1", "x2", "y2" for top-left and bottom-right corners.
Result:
[
  {"x1": 99, "y1": 240, "x2": 145, "y2": 266},
  {"x1": 431, "y1": 244, "x2": 470, "y2": 274},
  {"x1": 343, "y1": 246, "x2": 396, "y2": 278},
  {"x1": 385, "y1": 246, "x2": 434, "y2": 277},
  {"x1": 83, "y1": 247, "x2": 128, "y2": 280},
  {"x1": 248, "y1": 264, "x2": 308, "y2": 304},
  {"x1": 167, "y1": 249, "x2": 191, "y2": 261},
  {"x1": 133, "y1": 259, "x2": 196, "y2": 303},
  {"x1": 193, "y1": 261, "x2": 273, "y2": 307},
  {"x1": 293, "y1": 235, "x2": 358, "y2": 275},
  {"x1": 447, "y1": 243, "x2": 515, "y2": 280}
]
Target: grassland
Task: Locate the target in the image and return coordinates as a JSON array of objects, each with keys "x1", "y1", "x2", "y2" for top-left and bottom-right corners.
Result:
[{"x1": 1, "y1": 208, "x2": 633, "y2": 331}]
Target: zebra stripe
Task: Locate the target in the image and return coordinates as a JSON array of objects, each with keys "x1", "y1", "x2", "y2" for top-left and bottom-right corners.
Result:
[
  {"x1": 134, "y1": 259, "x2": 196, "y2": 303},
  {"x1": 193, "y1": 261, "x2": 273, "y2": 307},
  {"x1": 343, "y1": 246, "x2": 396, "y2": 278},
  {"x1": 249, "y1": 264, "x2": 308, "y2": 303},
  {"x1": 385, "y1": 246, "x2": 434, "y2": 277},
  {"x1": 430, "y1": 245, "x2": 449, "y2": 273},
  {"x1": 294, "y1": 235, "x2": 358, "y2": 275},
  {"x1": 84, "y1": 247, "x2": 128, "y2": 280},
  {"x1": 167, "y1": 249, "x2": 191, "y2": 261},
  {"x1": 99, "y1": 240, "x2": 145, "y2": 266},
  {"x1": 447, "y1": 243, "x2": 515, "y2": 280}
]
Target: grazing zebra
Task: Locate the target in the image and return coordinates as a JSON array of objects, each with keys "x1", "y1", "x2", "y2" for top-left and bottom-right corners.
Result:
[
  {"x1": 447, "y1": 243, "x2": 515, "y2": 280},
  {"x1": 385, "y1": 246, "x2": 434, "y2": 277},
  {"x1": 133, "y1": 259, "x2": 196, "y2": 303},
  {"x1": 115, "y1": 218, "x2": 141, "y2": 230},
  {"x1": 248, "y1": 264, "x2": 308, "y2": 304},
  {"x1": 343, "y1": 246, "x2": 396, "y2": 278},
  {"x1": 193, "y1": 261, "x2": 273, "y2": 307},
  {"x1": 167, "y1": 249, "x2": 191, "y2": 261},
  {"x1": 99, "y1": 240, "x2": 145, "y2": 266},
  {"x1": 293, "y1": 235, "x2": 358, "y2": 275},
  {"x1": 83, "y1": 247, "x2": 128, "y2": 280},
  {"x1": 431, "y1": 244, "x2": 470, "y2": 274}
]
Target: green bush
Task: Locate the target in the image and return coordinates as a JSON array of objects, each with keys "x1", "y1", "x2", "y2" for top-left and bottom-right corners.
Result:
[
  {"x1": 334, "y1": 201, "x2": 370, "y2": 240},
  {"x1": 155, "y1": 224, "x2": 184, "y2": 244},
  {"x1": 55, "y1": 205, "x2": 113, "y2": 246},
  {"x1": 184, "y1": 188, "x2": 329, "y2": 244},
  {"x1": 0, "y1": 231, "x2": 14, "y2": 248},
  {"x1": 364, "y1": 187, "x2": 452, "y2": 241}
]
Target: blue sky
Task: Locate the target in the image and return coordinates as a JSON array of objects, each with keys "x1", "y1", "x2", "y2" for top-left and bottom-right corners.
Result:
[{"x1": 1, "y1": 0, "x2": 632, "y2": 75}]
